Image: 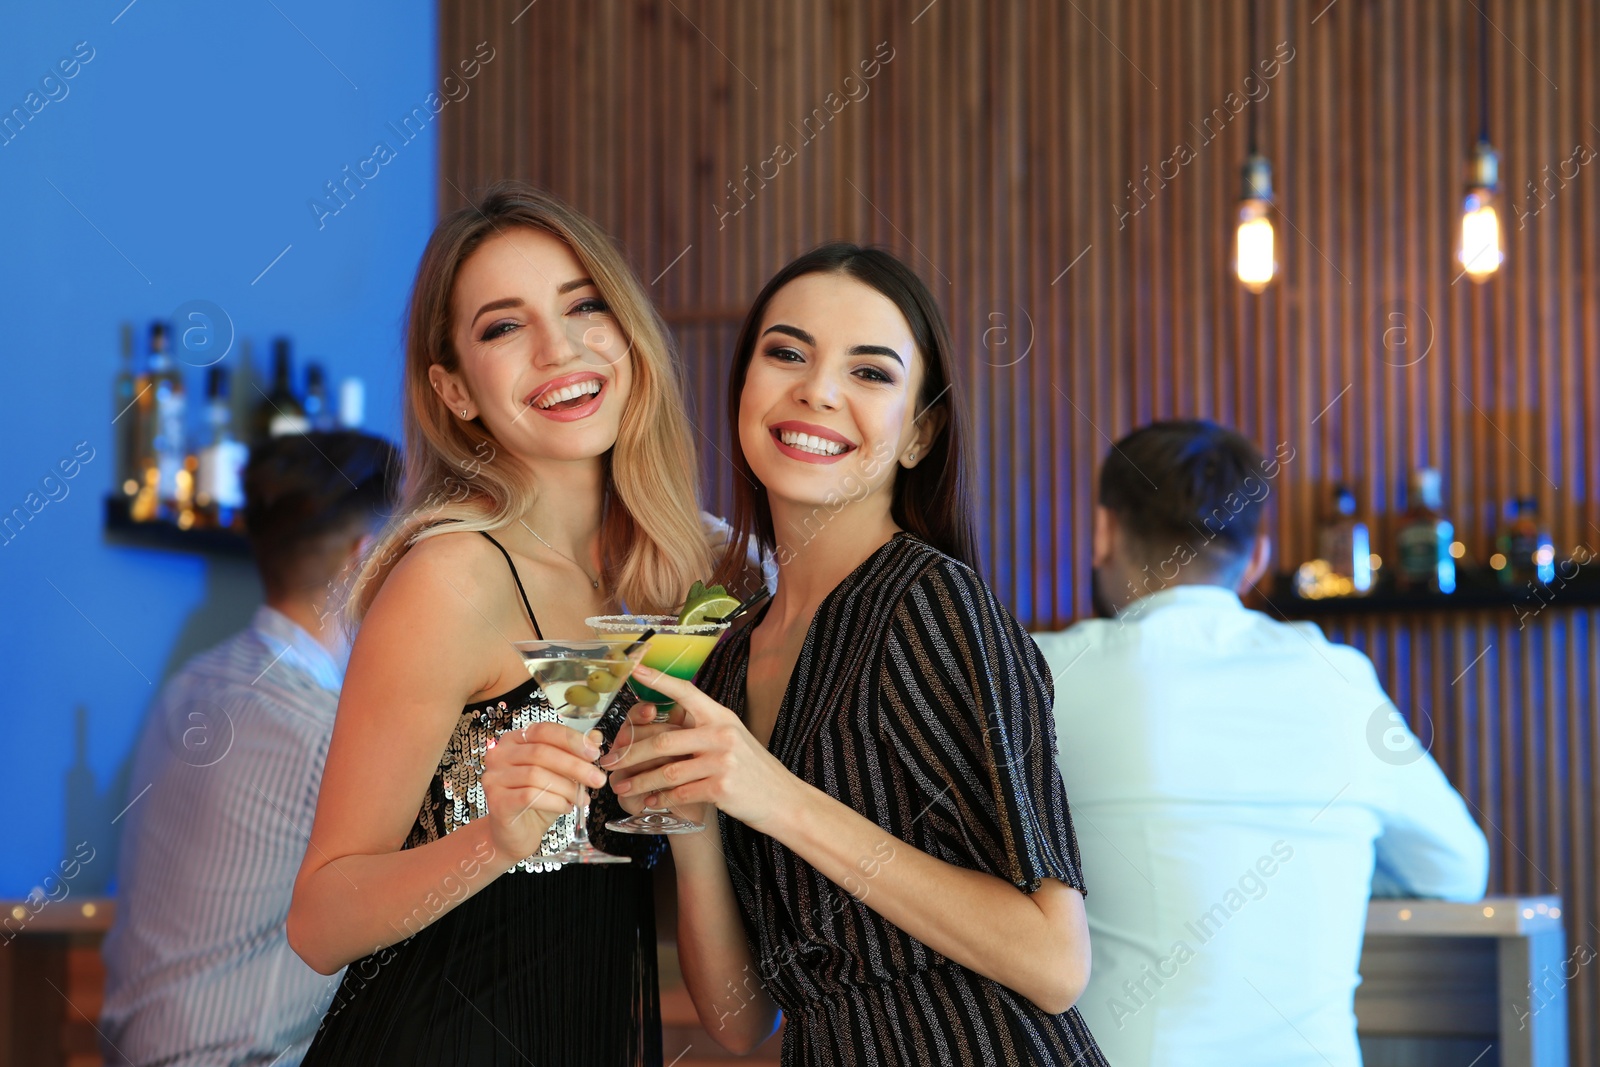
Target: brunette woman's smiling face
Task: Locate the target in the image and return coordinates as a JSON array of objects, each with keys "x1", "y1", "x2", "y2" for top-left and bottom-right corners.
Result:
[
  {"x1": 430, "y1": 226, "x2": 633, "y2": 465},
  {"x1": 738, "y1": 271, "x2": 935, "y2": 518}
]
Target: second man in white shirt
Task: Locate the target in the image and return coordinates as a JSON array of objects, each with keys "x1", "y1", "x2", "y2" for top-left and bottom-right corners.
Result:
[{"x1": 1037, "y1": 419, "x2": 1488, "y2": 1067}]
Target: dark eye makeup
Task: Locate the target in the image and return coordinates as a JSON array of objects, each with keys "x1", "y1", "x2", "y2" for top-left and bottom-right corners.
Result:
[
  {"x1": 760, "y1": 345, "x2": 898, "y2": 384},
  {"x1": 475, "y1": 295, "x2": 611, "y2": 343}
]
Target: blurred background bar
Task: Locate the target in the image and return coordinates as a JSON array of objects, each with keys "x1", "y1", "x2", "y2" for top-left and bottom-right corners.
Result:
[{"x1": 437, "y1": 4, "x2": 1598, "y2": 1054}]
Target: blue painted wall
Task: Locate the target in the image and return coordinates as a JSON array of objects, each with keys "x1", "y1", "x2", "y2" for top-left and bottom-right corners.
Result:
[{"x1": 0, "y1": 1, "x2": 437, "y2": 898}]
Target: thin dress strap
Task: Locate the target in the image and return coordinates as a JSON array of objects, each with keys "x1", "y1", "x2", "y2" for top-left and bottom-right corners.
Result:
[{"x1": 478, "y1": 531, "x2": 544, "y2": 639}]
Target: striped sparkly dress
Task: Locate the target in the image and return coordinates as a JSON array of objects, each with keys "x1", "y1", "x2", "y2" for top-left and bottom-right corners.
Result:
[{"x1": 699, "y1": 532, "x2": 1109, "y2": 1066}]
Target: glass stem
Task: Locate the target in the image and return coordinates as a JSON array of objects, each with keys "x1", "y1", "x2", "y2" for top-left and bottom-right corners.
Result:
[
  {"x1": 643, "y1": 706, "x2": 673, "y2": 814},
  {"x1": 571, "y1": 784, "x2": 592, "y2": 848}
]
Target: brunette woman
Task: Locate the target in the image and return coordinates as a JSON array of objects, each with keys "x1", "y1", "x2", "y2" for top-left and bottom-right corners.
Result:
[
  {"x1": 605, "y1": 245, "x2": 1108, "y2": 1065},
  {"x1": 287, "y1": 181, "x2": 713, "y2": 1066}
]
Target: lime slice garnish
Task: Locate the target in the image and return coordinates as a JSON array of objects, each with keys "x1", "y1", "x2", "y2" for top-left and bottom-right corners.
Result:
[{"x1": 678, "y1": 582, "x2": 739, "y2": 626}]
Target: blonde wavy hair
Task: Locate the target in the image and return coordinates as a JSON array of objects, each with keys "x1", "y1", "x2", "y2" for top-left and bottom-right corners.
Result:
[{"x1": 346, "y1": 181, "x2": 711, "y2": 623}]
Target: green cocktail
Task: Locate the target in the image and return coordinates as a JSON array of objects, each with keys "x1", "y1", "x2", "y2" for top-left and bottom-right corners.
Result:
[
  {"x1": 586, "y1": 613, "x2": 730, "y2": 835},
  {"x1": 584, "y1": 615, "x2": 727, "y2": 709}
]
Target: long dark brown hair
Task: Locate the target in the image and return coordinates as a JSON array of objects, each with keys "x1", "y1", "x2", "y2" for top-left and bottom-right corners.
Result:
[{"x1": 714, "y1": 243, "x2": 978, "y2": 589}]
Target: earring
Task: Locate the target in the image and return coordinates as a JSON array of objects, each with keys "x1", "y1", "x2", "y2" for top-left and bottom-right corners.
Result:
[
  {"x1": 906, "y1": 451, "x2": 916, "y2": 463},
  {"x1": 461, "y1": 409, "x2": 470, "y2": 418}
]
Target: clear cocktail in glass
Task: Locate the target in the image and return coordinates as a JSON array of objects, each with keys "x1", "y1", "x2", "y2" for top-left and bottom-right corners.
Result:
[{"x1": 513, "y1": 638, "x2": 645, "y2": 864}]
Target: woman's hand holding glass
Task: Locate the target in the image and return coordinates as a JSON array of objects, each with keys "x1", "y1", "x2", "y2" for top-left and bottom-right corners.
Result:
[
  {"x1": 601, "y1": 665, "x2": 795, "y2": 832},
  {"x1": 481, "y1": 722, "x2": 607, "y2": 861},
  {"x1": 602, "y1": 701, "x2": 707, "y2": 825}
]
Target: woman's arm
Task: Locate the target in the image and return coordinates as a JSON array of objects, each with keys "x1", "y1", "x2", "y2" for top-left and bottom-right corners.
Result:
[
  {"x1": 607, "y1": 704, "x2": 780, "y2": 1052},
  {"x1": 287, "y1": 535, "x2": 603, "y2": 974},
  {"x1": 668, "y1": 821, "x2": 782, "y2": 1051},
  {"x1": 609, "y1": 666, "x2": 1091, "y2": 1015},
  {"x1": 745, "y1": 774, "x2": 1088, "y2": 1014}
]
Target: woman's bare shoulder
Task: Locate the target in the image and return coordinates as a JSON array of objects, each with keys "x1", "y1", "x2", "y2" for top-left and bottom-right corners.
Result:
[
  {"x1": 347, "y1": 528, "x2": 519, "y2": 709},
  {"x1": 362, "y1": 528, "x2": 520, "y2": 641}
]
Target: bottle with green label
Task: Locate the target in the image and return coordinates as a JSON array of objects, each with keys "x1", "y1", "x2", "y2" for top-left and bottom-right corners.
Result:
[{"x1": 1396, "y1": 468, "x2": 1456, "y2": 594}]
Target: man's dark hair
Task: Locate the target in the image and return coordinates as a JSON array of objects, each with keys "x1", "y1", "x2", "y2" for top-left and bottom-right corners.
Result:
[
  {"x1": 1099, "y1": 419, "x2": 1270, "y2": 580},
  {"x1": 243, "y1": 431, "x2": 400, "y2": 598}
]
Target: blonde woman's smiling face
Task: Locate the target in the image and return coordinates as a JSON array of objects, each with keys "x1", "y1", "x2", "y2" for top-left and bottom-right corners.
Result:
[
  {"x1": 738, "y1": 271, "x2": 932, "y2": 514},
  {"x1": 430, "y1": 226, "x2": 633, "y2": 465}
]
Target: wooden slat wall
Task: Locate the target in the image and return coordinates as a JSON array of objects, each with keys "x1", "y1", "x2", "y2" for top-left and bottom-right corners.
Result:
[{"x1": 441, "y1": 1, "x2": 1600, "y2": 1059}]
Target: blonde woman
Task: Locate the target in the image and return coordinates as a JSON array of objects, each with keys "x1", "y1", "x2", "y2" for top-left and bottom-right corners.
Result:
[{"x1": 287, "y1": 181, "x2": 711, "y2": 1066}]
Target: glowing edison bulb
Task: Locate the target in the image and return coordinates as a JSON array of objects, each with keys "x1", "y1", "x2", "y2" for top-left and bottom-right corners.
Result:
[
  {"x1": 1459, "y1": 191, "x2": 1501, "y2": 281},
  {"x1": 1459, "y1": 141, "x2": 1503, "y2": 282},
  {"x1": 1236, "y1": 201, "x2": 1276, "y2": 293},
  {"x1": 1235, "y1": 154, "x2": 1277, "y2": 293}
]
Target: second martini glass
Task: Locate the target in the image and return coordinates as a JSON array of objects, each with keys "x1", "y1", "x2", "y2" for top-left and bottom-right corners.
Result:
[
  {"x1": 587, "y1": 614, "x2": 728, "y2": 834},
  {"x1": 513, "y1": 637, "x2": 647, "y2": 864}
]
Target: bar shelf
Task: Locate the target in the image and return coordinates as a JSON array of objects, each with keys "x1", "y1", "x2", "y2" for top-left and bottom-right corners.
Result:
[
  {"x1": 102, "y1": 495, "x2": 251, "y2": 557},
  {"x1": 1264, "y1": 567, "x2": 1600, "y2": 618}
]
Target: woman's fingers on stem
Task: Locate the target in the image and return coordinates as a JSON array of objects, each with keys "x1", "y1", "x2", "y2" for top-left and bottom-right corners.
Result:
[
  {"x1": 492, "y1": 747, "x2": 603, "y2": 789},
  {"x1": 492, "y1": 773, "x2": 578, "y2": 813},
  {"x1": 608, "y1": 753, "x2": 690, "y2": 794},
  {"x1": 493, "y1": 722, "x2": 600, "y2": 761},
  {"x1": 605, "y1": 717, "x2": 682, "y2": 766},
  {"x1": 648, "y1": 782, "x2": 709, "y2": 809},
  {"x1": 613, "y1": 753, "x2": 713, "y2": 798},
  {"x1": 601, "y1": 724, "x2": 680, "y2": 770}
]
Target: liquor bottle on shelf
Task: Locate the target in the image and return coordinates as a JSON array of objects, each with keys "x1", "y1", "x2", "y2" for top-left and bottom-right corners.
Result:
[
  {"x1": 143, "y1": 322, "x2": 187, "y2": 522},
  {"x1": 177, "y1": 453, "x2": 200, "y2": 529},
  {"x1": 195, "y1": 366, "x2": 249, "y2": 530},
  {"x1": 338, "y1": 377, "x2": 365, "y2": 429},
  {"x1": 1495, "y1": 497, "x2": 1556, "y2": 586},
  {"x1": 113, "y1": 322, "x2": 142, "y2": 499},
  {"x1": 1317, "y1": 484, "x2": 1373, "y2": 595},
  {"x1": 1396, "y1": 468, "x2": 1457, "y2": 594},
  {"x1": 231, "y1": 338, "x2": 257, "y2": 443},
  {"x1": 304, "y1": 362, "x2": 337, "y2": 431},
  {"x1": 252, "y1": 337, "x2": 309, "y2": 442}
]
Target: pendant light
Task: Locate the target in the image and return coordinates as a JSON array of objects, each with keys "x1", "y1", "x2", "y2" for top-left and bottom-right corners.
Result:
[
  {"x1": 1236, "y1": 0, "x2": 1276, "y2": 293},
  {"x1": 1459, "y1": 0, "x2": 1502, "y2": 282}
]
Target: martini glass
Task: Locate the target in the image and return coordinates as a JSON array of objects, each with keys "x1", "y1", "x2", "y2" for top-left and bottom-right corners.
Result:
[
  {"x1": 587, "y1": 614, "x2": 728, "y2": 834},
  {"x1": 513, "y1": 637, "x2": 646, "y2": 864}
]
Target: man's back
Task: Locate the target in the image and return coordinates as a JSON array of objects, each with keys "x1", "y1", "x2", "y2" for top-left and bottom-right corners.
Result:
[
  {"x1": 1040, "y1": 586, "x2": 1488, "y2": 1067},
  {"x1": 101, "y1": 607, "x2": 345, "y2": 1066}
]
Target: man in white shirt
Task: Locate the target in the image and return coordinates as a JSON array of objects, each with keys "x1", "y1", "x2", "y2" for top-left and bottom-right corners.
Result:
[
  {"x1": 101, "y1": 431, "x2": 398, "y2": 1067},
  {"x1": 1037, "y1": 419, "x2": 1488, "y2": 1067}
]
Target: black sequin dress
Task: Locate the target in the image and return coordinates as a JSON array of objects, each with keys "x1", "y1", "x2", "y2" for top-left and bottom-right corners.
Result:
[{"x1": 301, "y1": 533, "x2": 664, "y2": 1067}]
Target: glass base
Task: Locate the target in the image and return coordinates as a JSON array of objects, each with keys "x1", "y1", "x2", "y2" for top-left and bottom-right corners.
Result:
[
  {"x1": 606, "y1": 810, "x2": 705, "y2": 835},
  {"x1": 546, "y1": 842, "x2": 632, "y2": 864}
]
